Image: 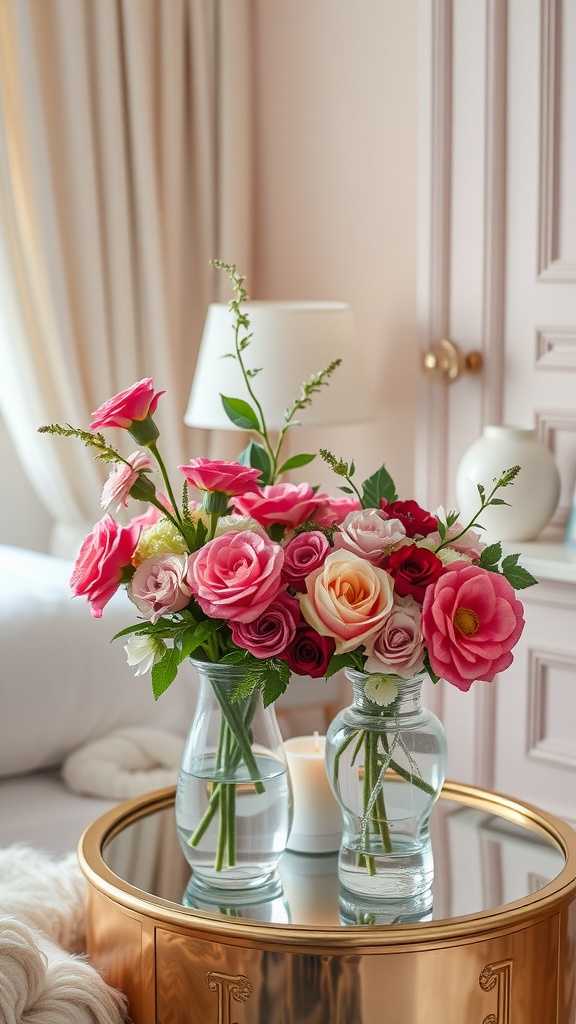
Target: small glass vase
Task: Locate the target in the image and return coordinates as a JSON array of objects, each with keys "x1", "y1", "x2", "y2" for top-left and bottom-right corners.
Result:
[
  {"x1": 176, "y1": 660, "x2": 292, "y2": 893},
  {"x1": 325, "y1": 670, "x2": 446, "y2": 899}
]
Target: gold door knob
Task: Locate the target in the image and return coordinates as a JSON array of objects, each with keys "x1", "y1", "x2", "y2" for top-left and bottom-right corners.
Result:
[{"x1": 422, "y1": 338, "x2": 483, "y2": 383}]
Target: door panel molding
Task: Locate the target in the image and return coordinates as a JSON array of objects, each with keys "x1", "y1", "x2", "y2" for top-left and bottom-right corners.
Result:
[
  {"x1": 527, "y1": 647, "x2": 576, "y2": 771},
  {"x1": 537, "y1": 0, "x2": 576, "y2": 282},
  {"x1": 535, "y1": 326, "x2": 576, "y2": 370}
]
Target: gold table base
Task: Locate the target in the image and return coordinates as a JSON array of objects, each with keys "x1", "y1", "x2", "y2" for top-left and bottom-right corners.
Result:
[{"x1": 80, "y1": 782, "x2": 576, "y2": 1023}]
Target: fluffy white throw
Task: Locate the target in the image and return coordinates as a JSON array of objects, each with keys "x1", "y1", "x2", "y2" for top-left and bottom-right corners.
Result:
[
  {"x1": 0, "y1": 846, "x2": 126, "y2": 1023},
  {"x1": 62, "y1": 726, "x2": 184, "y2": 800}
]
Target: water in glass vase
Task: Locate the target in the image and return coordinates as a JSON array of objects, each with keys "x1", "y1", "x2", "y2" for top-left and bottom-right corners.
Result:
[
  {"x1": 175, "y1": 660, "x2": 292, "y2": 895},
  {"x1": 177, "y1": 753, "x2": 290, "y2": 891}
]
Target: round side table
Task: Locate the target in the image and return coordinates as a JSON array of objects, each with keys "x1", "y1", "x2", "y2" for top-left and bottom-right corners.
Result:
[{"x1": 79, "y1": 782, "x2": 576, "y2": 1024}]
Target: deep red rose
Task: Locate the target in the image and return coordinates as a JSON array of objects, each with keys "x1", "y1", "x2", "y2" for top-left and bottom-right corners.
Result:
[
  {"x1": 380, "y1": 499, "x2": 437, "y2": 538},
  {"x1": 284, "y1": 624, "x2": 335, "y2": 678},
  {"x1": 385, "y1": 544, "x2": 443, "y2": 604}
]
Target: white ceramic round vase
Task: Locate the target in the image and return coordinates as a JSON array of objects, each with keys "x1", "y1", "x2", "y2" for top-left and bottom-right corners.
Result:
[{"x1": 456, "y1": 425, "x2": 560, "y2": 541}]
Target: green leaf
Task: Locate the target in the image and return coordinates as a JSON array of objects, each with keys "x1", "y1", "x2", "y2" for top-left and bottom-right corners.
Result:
[
  {"x1": 220, "y1": 395, "x2": 261, "y2": 431},
  {"x1": 262, "y1": 661, "x2": 290, "y2": 707},
  {"x1": 501, "y1": 553, "x2": 520, "y2": 571},
  {"x1": 179, "y1": 622, "x2": 216, "y2": 661},
  {"x1": 325, "y1": 652, "x2": 357, "y2": 678},
  {"x1": 437, "y1": 520, "x2": 447, "y2": 541},
  {"x1": 479, "y1": 542, "x2": 503, "y2": 568},
  {"x1": 423, "y1": 653, "x2": 440, "y2": 685},
  {"x1": 502, "y1": 561, "x2": 538, "y2": 590},
  {"x1": 219, "y1": 649, "x2": 250, "y2": 665},
  {"x1": 361, "y1": 464, "x2": 398, "y2": 508},
  {"x1": 490, "y1": 498, "x2": 510, "y2": 506},
  {"x1": 151, "y1": 647, "x2": 180, "y2": 700},
  {"x1": 339, "y1": 485, "x2": 354, "y2": 494},
  {"x1": 238, "y1": 440, "x2": 271, "y2": 484},
  {"x1": 277, "y1": 452, "x2": 316, "y2": 474}
]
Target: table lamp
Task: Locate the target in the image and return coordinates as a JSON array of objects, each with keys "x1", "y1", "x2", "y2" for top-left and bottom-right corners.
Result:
[{"x1": 185, "y1": 301, "x2": 375, "y2": 430}]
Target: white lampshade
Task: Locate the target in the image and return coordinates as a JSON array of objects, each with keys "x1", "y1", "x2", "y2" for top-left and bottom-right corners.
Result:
[{"x1": 185, "y1": 302, "x2": 375, "y2": 431}]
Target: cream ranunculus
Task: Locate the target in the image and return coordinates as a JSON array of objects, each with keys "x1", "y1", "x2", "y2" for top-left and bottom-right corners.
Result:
[{"x1": 299, "y1": 550, "x2": 394, "y2": 654}]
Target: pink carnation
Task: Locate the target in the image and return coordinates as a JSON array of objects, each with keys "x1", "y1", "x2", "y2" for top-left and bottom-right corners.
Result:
[
  {"x1": 231, "y1": 592, "x2": 300, "y2": 659},
  {"x1": 422, "y1": 564, "x2": 525, "y2": 691},
  {"x1": 90, "y1": 378, "x2": 165, "y2": 430},
  {"x1": 129, "y1": 553, "x2": 191, "y2": 623},
  {"x1": 282, "y1": 531, "x2": 331, "y2": 592},
  {"x1": 70, "y1": 516, "x2": 139, "y2": 618},
  {"x1": 179, "y1": 458, "x2": 261, "y2": 496},
  {"x1": 313, "y1": 494, "x2": 361, "y2": 527},
  {"x1": 186, "y1": 530, "x2": 284, "y2": 623},
  {"x1": 100, "y1": 451, "x2": 152, "y2": 514},
  {"x1": 233, "y1": 483, "x2": 321, "y2": 528}
]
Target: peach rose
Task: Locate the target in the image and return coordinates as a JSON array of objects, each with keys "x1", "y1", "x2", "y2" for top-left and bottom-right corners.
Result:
[{"x1": 299, "y1": 550, "x2": 394, "y2": 654}]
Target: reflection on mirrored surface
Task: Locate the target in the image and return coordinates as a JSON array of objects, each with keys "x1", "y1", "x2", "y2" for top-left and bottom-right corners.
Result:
[
  {"x1": 339, "y1": 888, "x2": 433, "y2": 927},
  {"x1": 102, "y1": 797, "x2": 566, "y2": 929}
]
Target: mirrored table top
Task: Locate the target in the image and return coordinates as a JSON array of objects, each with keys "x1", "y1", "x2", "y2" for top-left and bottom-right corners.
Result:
[{"x1": 101, "y1": 791, "x2": 566, "y2": 929}]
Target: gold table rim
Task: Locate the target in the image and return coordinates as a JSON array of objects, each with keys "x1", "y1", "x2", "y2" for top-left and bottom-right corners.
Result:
[{"x1": 78, "y1": 780, "x2": 576, "y2": 950}]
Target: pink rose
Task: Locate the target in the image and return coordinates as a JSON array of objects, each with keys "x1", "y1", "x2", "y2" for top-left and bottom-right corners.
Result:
[
  {"x1": 364, "y1": 595, "x2": 425, "y2": 678},
  {"x1": 422, "y1": 564, "x2": 525, "y2": 691},
  {"x1": 129, "y1": 553, "x2": 191, "y2": 623},
  {"x1": 233, "y1": 483, "x2": 321, "y2": 528},
  {"x1": 100, "y1": 451, "x2": 153, "y2": 514},
  {"x1": 334, "y1": 509, "x2": 406, "y2": 564},
  {"x1": 282, "y1": 531, "x2": 331, "y2": 592},
  {"x1": 187, "y1": 530, "x2": 284, "y2": 623},
  {"x1": 313, "y1": 494, "x2": 361, "y2": 527},
  {"x1": 231, "y1": 592, "x2": 300, "y2": 659},
  {"x1": 179, "y1": 458, "x2": 261, "y2": 496},
  {"x1": 90, "y1": 378, "x2": 165, "y2": 430},
  {"x1": 300, "y1": 550, "x2": 394, "y2": 654},
  {"x1": 70, "y1": 516, "x2": 139, "y2": 618}
]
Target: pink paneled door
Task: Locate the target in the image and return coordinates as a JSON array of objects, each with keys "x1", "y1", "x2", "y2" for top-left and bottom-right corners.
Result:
[{"x1": 417, "y1": 0, "x2": 576, "y2": 822}]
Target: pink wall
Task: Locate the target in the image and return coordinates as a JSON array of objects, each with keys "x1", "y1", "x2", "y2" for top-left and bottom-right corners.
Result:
[{"x1": 252, "y1": 0, "x2": 418, "y2": 495}]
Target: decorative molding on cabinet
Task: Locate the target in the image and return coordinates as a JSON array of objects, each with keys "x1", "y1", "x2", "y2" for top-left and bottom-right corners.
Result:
[
  {"x1": 535, "y1": 408, "x2": 576, "y2": 529},
  {"x1": 535, "y1": 327, "x2": 576, "y2": 370},
  {"x1": 481, "y1": 0, "x2": 507, "y2": 426},
  {"x1": 527, "y1": 648, "x2": 576, "y2": 770},
  {"x1": 537, "y1": 0, "x2": 576, "y2": 282},
  {"x1": 479, "y1": 959, "x2": 513, "y2": 1024}
]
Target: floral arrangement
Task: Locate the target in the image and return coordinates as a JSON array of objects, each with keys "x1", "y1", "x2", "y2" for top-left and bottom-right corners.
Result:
[{"x1": 40, "y1": 260, "x2": 536, "y2": 874}]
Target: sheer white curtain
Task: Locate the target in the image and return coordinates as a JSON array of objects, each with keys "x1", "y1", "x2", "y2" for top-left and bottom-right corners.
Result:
[{"x1": 0, "y1": 0, "x2": 252, "y2": 555}]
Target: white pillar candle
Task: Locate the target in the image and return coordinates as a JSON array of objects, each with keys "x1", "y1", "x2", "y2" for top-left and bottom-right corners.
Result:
[{"x1": 284, "y1": 733, "x2": 341, "y2": 854}]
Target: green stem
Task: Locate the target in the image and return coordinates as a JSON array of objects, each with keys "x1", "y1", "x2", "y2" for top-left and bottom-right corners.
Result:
[
  {"x1": 227, "y1": 783, "x2": 236, "y2": 867},
  {"x1": 436, "y1": 476, "x2": 502, "y2": 553},
  {"x1": 214, "y1": 788, "x2": 228, "y2": 872},
  {"x1": 148, "y1": 495, "x2": 188, "y2": 544},
  {"x1": 350, "y1": 730, "x2": 365, "y2": 768},
  {"x1": 379, "y1": 757, "x2": 436, "y2": 796},
  {"x1": 233, "y1": 323, "x2": 277, "y2": 474},
  {"x1": 210, "y1": 679, "x2": 265, "y2": 794},
  {"x1": 374, "y1": 734, "x2": 392, "y2": 853},
  {"x1": 149, "y1": 442, "x2": 183, "y2": 526},
  {"x1": 361, "y1": 733, "x2": 375, "y2": 876},
  {"x1": 333, "y1": 730, "x2": 359, "y2": 784},
  {"x1": 208, "y1": 511, "x2": 219, "y2": 540}
]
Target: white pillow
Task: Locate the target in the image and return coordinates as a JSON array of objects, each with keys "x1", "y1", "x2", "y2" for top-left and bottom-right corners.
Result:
[{"x1": 0, "y1": 546, "x2": 196, "y2": 777}]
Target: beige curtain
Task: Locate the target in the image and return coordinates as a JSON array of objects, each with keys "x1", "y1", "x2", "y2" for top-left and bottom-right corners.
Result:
[{"x1": 0, "y1": 0, "x2": 252, "y2": 555}]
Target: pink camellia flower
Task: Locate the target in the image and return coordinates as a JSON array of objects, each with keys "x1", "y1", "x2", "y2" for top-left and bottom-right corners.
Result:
[
  {"x1": 90, "y1": 378, "x2": 165, "y2": 430},
  {"x1": 187, "y1": 530, "x2": 284, "y2": 623},
  {"x1": 233, "y1": 483, "x2": 321, "y2": 528},
  {"x1": 231, "y1": 592, "x2": 300, "y2": 659},
  {"x1": 129, "y1": 553, "x2": 192, "y2": 623},
  {"x1": 313, "y1": 494, "x2": 361, "y2": 527},
  {"x1": 334, "y1": 509, "x2": 406, "y2": 564},
  {"x1": 179, "y1": 458, "x2": 261, "y2": 496},
  {"x1": 282, "y1": 531, "x2": 331, "y2": 592},
  {"x1": 70, "y1": 516, "x2": 139, "y2": 619},
  {"x1": 300, "y1": 550, "x2": 394, "y2": 654},
  {"x1": 364, "y1": 595, "x2": 425, "y2": 678},
  {"x1": 422, "y1": 564, "x2": 525, "y2": 691},
  {"x1": 100, "y1": 451, "x2": 153, "y2": 514}
]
